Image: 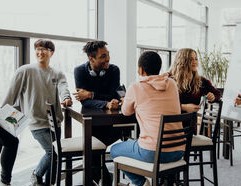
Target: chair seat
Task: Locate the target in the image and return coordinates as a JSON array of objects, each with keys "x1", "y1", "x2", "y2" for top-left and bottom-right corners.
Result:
[
  {"x1": 191, "y1": 135, "x2": 213, "y2": 146},
  {"x1": 114, "y1": 156, "x2": 186, "y2": 172},
  {"x1": 53, "y1": 136, "x2": 106, "y2": 153}
]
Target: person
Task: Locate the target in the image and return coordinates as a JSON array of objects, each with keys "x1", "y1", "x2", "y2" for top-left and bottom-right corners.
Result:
[
  {"x1": 1, "y1": 39, "x2": 72, "y2": 186},
  {"x1": 169, "y1": 48, "x2": 221, "y2": 133},
  {"x1": 73, "y1": 40, "x2": 128, "y2": 186},
  {"x1": 169, "y1": 48, "x2": 221, "y2": 113},
  {"x1": 73, "y1": 40, "x2": 120, "y2": 110},
  {"x1": 0, "y1": 129, "x2": 19, "y2": 186},
  {"x1": 234, "y1": 94, "x2": 241, "y2": 106},
  {"x1": 110, "y1": 51, "x2": 184, "y2": 186}
]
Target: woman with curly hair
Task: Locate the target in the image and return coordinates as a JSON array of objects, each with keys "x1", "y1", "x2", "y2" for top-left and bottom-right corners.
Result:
[{"x1": 169, "y1": 48, "x2": 221, "y2": 114}]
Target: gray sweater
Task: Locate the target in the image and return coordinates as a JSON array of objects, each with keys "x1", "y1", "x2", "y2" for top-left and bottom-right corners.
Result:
[{"x1": 1, "y1": 63, "x2": 71, "y2": 131}]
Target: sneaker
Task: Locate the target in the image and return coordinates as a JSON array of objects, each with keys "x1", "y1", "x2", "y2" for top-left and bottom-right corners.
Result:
[
  {"x1": 92, "y1": 180, "x2": 99, "y2": 186},
  {"x1": 98, "y1": 172, "x2": 113, "y2": 186},
  {"x1": 0, "y1": 181, "x2": 11, "y2": 186},
  {"x1": 143, "y1": 178, "x2": 151, "y2": 186},
  {"x1": 30, "y1": 171, "x2": 44, "y2": 186}
]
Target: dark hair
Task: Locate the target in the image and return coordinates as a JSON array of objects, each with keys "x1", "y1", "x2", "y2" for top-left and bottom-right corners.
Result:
[
  {"x1": 138, "y1": 51, "x2": 162, "y2": 75},
  {"x1": 83, "y1": 40, "x2": 108, "y2": 58},
  {"x1": 34, "y1": 39, "x2": 55, "y2": 52}
]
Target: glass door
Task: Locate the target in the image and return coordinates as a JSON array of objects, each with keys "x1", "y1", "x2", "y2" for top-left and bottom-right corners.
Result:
[{"x1": 0, "y1": 38, "x2": 22, "y2": 103}]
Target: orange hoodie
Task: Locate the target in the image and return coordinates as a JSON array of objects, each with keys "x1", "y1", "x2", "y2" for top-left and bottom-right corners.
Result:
[{"x1": 121, "y1": 74, "x2": 183, "y2": 151}]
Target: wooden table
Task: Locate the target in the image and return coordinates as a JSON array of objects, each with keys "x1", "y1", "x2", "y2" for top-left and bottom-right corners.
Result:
[{"x1": 62, "y1": 105, "x2": 137, "y2": 186}]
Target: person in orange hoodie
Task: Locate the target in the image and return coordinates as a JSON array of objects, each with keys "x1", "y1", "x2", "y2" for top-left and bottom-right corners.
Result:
[{"x1": 110, "y1": 51, "x2": 183, "y2": 186}]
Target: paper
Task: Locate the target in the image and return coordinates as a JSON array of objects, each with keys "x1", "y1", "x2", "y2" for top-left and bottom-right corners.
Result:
[{"x1": 0, "y1": 104, "x2": 30, "y2": 136}]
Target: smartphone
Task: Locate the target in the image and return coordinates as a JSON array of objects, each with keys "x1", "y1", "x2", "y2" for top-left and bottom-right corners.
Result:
[
  {"x1": 116, "y1": 84, "x2": 126, "y2": 98},
  {"x1": 199, "y1": 100, "x2": 204, "y2": 106},
  {"x1": 199, "y1": 96, "x2": 206, "y2": 106}
]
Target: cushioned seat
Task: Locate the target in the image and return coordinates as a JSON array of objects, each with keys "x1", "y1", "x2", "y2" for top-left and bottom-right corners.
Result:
[
  {"x1": 52, "y1": 136, "x2": 106, "y2": 153},
  {"x1": 192, "y1": 135, "x2": 213, "y2": 146},
  {"x1": 46, "y1": 102, "x2": 106, "y2": 186},
  {"x1": 113, "y1": 112, "x2": 196, "y2": 186},
  {"x1": 189, "y1": 99, "x2": 223, "y2": 186}
]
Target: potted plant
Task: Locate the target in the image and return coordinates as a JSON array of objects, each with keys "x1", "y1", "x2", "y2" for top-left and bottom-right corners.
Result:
[{"x1": 197, "y1": 47, "x2": 229, "y2": 89}]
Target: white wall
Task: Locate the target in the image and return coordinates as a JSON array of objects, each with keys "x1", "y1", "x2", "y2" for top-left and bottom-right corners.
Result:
[{"x1": 201, "y1": 0, "x2": 241, "y2": 51}]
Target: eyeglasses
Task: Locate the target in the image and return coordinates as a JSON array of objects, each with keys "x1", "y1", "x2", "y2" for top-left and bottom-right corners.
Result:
[{"x1": 35, "y1": 47, "x2": 51, "y2": 53}]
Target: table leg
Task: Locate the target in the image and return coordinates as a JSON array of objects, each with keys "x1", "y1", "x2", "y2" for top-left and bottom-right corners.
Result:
[
  {"x1": 223, "y1": 120, "x2": 232, "y2": 160},
  {"x1": 83, "y1": 117, "x2": 92, "y2": 186}
]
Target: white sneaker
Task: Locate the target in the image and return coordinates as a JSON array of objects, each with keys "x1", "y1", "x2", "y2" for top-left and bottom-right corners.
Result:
[
  {"x1": 143, "y1": 178, "x2": 151, "y2": 186},
  {"x1": 0, "y1": 181, "x2": 11, "y2": 186}
]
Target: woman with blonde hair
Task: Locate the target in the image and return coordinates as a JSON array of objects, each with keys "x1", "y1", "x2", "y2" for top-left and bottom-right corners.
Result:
[{"x1": 169, "y1": 48, "x2": 221, "y2": 113}]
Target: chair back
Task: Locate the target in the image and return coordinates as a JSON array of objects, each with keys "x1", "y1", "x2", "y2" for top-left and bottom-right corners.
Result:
[
  {"x1": 153, "y1": 112, "x2": 197, "y2": 174},
  {"x1": 46, "y1": 102, "x2": 62, "y2": 155},
  {"x1": 199, "y1": 99, "x2": 223, "y2": 144}
]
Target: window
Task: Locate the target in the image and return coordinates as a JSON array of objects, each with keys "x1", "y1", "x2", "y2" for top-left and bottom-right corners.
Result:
[
  {"x1": 137, "y1": 1, "x2": 168, "y2": 47},
  {"x1": 173, "y1": 0, "x2": 207, "y2": 22},
  {"x1": 172, "y1": 15, "x2": 206, "y2": 50},
  {"x1": 0, "y1": 38, "x2": 22, "y2": 103},
  {"x1": 0, "y1": 0, "x2": 97, "y2": 38},
  {"x1": 137, "y1": 0, "x2": 208, "y2": 68}
]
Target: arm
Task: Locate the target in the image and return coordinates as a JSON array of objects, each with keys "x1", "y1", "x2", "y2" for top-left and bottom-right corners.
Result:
[
  {"x1": 1, "y1": 69, "x2": 25, "y2": 108},
  {"x1": 74, "y1": 64, "x2": 120, "y2": 109},
  {"x1": 121, "y1": 86, "x2": 135, "y2": 116},
  {"x1": 181, "y1": 103, "x2": 201, "y2": 113},
  {"x1": 74, "y1": 65, "x2": 102, "y2": 108},
  {"x1": 202, "y1": 77, "x2": 221, "y2": 102},
  {"x1": 57, "y1": 72, "x2": 72, "y2": 107}
]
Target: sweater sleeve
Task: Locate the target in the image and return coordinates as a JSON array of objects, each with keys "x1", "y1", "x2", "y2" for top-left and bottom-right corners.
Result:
[
  {"x1": 202, "y1": 77, "x2": 221, "y2": 101},
  {"x1": 57, "y1": 71, "x2": 71, "y2": 101},
  {"x1": 74, "y1": 63, "x2": 120, "y2": 109},
  {"x1": 1, "y1": 69, "x2": 25, "y2": 108},
  {"x1": 74, "y1": 65, "x2": 107, "y2": 108}
]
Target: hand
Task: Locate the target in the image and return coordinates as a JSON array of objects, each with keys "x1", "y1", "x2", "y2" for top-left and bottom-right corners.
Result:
[
  {"x1": 73, "y1": 89, "x2": 92, "y2": 101},
  {"x1": 181, "y1": 103, "x2": 201, "y2": 113},
  {"x1": 106, "y1": 99, "x2": 119, "y2": 110},
  {"x1": 61, "y1": 98, "x2": 72, "y2": 107},
  {"x1": 234, "y1": 94, "x2": 241, "y2": 106},
  {"x1": 206, "y1": 92, "x2": 215, "y2": 102}
]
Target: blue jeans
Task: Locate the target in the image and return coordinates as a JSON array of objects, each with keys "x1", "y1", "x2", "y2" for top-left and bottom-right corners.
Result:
[
  {"x1": 31, "y1": 128, "x2": 58, "y2": 185},
  {"x1": 0, "y1": 127, "x2": 19, "y2": 184},
  {"x1": 110, "y1": 139, "x2": 184, "y2": 186}
]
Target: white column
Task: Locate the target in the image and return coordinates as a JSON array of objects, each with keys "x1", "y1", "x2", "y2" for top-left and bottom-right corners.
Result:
[{"x1": 104, "y1": 0, "x2": 137, "y2": 86}]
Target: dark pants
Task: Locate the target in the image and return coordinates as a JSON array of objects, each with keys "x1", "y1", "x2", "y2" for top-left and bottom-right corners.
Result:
[
  {"x1": 92, "y1": 125, "x2": 132, "y2": 186},
  {"x1": 0, "y1": 127, "x2": 19, "y2": 184}
]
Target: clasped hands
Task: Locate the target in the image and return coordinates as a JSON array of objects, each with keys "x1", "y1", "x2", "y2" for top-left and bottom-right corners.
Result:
[{"x1": 73, "y1": 88, "x2": 122, "y2": 110}]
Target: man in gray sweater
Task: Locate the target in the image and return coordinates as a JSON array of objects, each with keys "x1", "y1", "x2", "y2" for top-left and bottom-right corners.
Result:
[{"x1": 1, "y1": 39, "x2": 72, "y2": 186}]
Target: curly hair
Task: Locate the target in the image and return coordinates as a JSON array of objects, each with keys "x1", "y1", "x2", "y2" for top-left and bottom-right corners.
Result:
[
  {"x1": 83, "y1": 40, "x2": 108, "y2": 58},
  {"x1": 169, "y1": 48, "x2": 201, "y2": 94}
]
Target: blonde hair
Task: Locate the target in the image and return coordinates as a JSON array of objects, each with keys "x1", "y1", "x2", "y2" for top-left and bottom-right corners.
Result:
[{"x1": 169, "y1": 48, "x2": 201, "y2": 94}]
